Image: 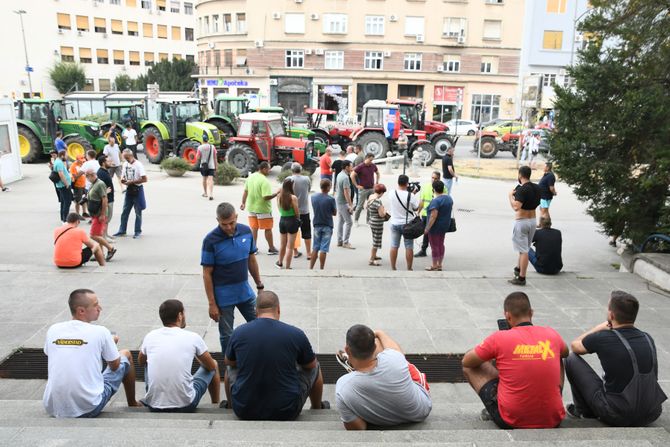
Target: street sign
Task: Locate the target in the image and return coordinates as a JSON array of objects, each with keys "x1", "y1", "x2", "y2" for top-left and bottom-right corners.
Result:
[{"x1": 25, "y1": 66, "x2": 33, "y2": 72}]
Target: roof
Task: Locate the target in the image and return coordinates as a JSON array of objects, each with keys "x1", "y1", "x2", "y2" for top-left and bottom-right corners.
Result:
[
  {"x1": 106, "y1": 103, "x2": 144, "y2": 108},
  {"x1": 238, "y1": 112, "x2": 284, "y2": 121},
  {"x1": 363, "y1": 100, "x2": 398, "y2": 109},
  {"x1": 214, "y1": 94, "x2": 247, "y2": 101},
  {"x1": 305, "y1": 108, "x2": 337, "y2": 115},
  {"x1": 156, "y1": 98, "x2": 201, "y2": 104},
  {"x1": 18, "y1": 98, "x2": 51, "y2": 104},
  {"x1": 388, "y1": 99, "x2": 422, "y2": 106},
  {"x1": 253, "y1": 106, "x2": 284, "y2": 113}
]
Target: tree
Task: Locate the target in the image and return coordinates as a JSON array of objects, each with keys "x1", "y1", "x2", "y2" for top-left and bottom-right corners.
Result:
[
  {"x1": 551, "y1": 0, "x2": 670, "y2": 245},
  {"x1": 142, "y1": 59, "x2": 197, "y2": 91},
  {"x1": 114, "y1": 73, "x2": 134, "y2": 91},
  {"x1": 49, "y1": 62, "x2": 86, "y2": 94}
]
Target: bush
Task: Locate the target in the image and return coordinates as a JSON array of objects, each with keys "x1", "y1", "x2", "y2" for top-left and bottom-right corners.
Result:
[
  {"x1": 160, "y1": 157, "x2": 192, "y2": 172},
  {"x1": 277, "y1": 169, "x2": 312, "y2": 184},
  {"x1": 49, "y1": 62, "x2": 86, "y2": 94},
  {"x1": 80, "y1": 113, "x2": 108, "y2": 124},
  {"x1": 215, "y1": 162, "x2": 240, "y2": 185}
]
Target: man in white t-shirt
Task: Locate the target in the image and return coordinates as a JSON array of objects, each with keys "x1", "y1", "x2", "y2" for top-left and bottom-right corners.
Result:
[
  {"x1": 389, "y1": 174, "x2": 420, "y2": 271},
  {"x1": 81, "y1": 150, "x2": 101, "y2": 190},
  {"x1": 122, "y1": 123, "x2": 138, "y2": 158},
  {"x1": 114, "y1": 149, "x2": 148, "y2": 239},
  {"x1": 139, "y1": 299, "x2": 220, "y2": 411},
  {"x1": 103, "y1": 136, "x2": 123, "y2": 186},
  {"x1": 43, "y1": 289, "x2": 139, "y2": 418}
]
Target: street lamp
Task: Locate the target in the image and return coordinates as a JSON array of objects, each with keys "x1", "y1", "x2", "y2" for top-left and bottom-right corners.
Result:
[
  {"x1": 14, "y1": 9, "x2": 33, "y2": 97},
  {"x1": 570, "y1": 1, "x2": 593, "y2": 67}
]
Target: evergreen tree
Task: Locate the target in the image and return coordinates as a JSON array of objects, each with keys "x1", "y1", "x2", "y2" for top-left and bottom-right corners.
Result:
[
  {"x1": 49, "y1": 62, "x2": 86, "y2": 94},
  {"x1": 141, "y1": 58, "x2": 197, "y2": 92},
  {"x1": 114, "y1": 74, "x2": 134, "y2": 91}
]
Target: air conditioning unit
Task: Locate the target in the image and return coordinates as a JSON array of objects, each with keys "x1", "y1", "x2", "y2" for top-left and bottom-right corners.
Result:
[
  {"x1": 315, "y1": 48, "x2": 324, "y2": 55},
  {"x1": 255, "y1": 39, "x2": 264, "y2": 48},
  {"x1": 575, "y1": 33, "x2": 584, "y2": 43},
  {"x1": 437, "y1": 65, "x2": 444, "y2": 72},
  {"x1": 457, "y1": 35, "x2": 465, "y2": 44},
  {"x1": 389, "y1": 15, "x2": 398, "y2": 22},
  {"x1": 558, "y1": 68, "x2": 566, "y2": 76},
  {"x1": 416, "y1": 34, "x2": 424, "y2": 43},
  {"x1": 85, "y1": 79, "x2": 93, "y2": 85},
  {"x1": 383, "y1": 51, "x2": 391, "y2": 57},
  {"x1": 305, "y1": 49, "x2": 312, "y2": 55},
  {"x1": 58, "y1": 29, "x2": 63, "y2": 34},
  {"x1": 310, "y1": 13, "x2": 319, "y2": 20},
  {"x1": 272, "y1": 12, "x2": 281, "y2": 20}
]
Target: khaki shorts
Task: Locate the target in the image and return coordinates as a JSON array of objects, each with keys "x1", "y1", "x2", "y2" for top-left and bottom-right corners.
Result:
[{"x1": 248, "y1": 212, "x2": 273, "y2": 230}]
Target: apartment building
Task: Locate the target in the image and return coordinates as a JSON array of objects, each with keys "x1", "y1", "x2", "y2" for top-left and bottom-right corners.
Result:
[
  {"x1": 1, "y1": 0, "x2": 197, "y2": 99},
  {"x1": 195, "y1": 0, "x2": 525, "y2": 122}
]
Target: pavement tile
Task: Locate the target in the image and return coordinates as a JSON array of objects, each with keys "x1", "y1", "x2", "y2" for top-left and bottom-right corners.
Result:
[
  {"x1": 420, "y1": 307, "x2": 477, "y2": 330},
  {"x1": 318, "y1": 308, "x2": 370, "y2": 330},
  {"x1": 365, "y1": 291, "x2": 413, "y2": 307},
  {"x1": 409, "y1": 291, "x2": 467, "y2": 309}
]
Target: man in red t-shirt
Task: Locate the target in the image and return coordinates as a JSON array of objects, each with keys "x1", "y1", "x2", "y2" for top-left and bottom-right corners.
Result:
[
  {"x1": 319, "y1": 148, "x2": 333, "y2": 182},
  {"x1": 462, "y1": 292, "x2": 568, "y2": 428}
]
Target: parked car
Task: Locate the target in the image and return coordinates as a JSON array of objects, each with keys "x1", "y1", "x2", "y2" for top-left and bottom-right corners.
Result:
[
  {"x1": 445, "y1": 119, "x2": 478, "y2": 136},
  {"x1": 483, "y1": 120, "x2": 524, "y2": 137}
]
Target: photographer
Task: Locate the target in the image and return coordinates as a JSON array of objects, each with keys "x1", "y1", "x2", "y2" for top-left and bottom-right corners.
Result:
[{"x1": 388, "y1": 175, "x2": 420, "y2": 271}]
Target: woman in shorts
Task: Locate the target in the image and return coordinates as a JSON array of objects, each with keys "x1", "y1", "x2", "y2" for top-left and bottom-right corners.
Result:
[
  {"x1": 197, "y1": 135, "x2": 217, "y2": 200},
  {"x1": 276, "y1": 179, "x2": 300, "y2": 270},
  {"x1": 365, "y1": 184, "x2": 387, "y2": 266}
]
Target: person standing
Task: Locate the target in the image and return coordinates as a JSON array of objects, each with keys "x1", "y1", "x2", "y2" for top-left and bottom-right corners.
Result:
[
  {"x1": 288, "y1": 163, "x2": 312, "y2": 260},
  {"x1": 508, "y1": 166, "x2": 541, "y2": 286},
  {"x1": 389, "y1": 175, "x2": 420, "y2": 271},
  {"x1": 275, "y1": 179, "x2": 300, "y2": 270},
  {"x1": 121, "y1": 123, "x2": 138, "y2": 158},
  {"x1": 345, "y1": 145, "x2": 357, "y2": 164},
  {"x1": 201, "y1": 202, "x2": 263, "y2": 354},
  {"x1": 69, "y1": 155, "x2": 87, "y2": 217},
  {"x1": 53, "y1": 150, "x2": 72, "y2": 223},
  {"x1": 197, "y1": 134, "x2": 217, "y2": 201},
  {"x1": 441, "y1": 146, "x2": 458, "y2": 196},
  {"x1": 353, "y1": 144, "x2": 365, "y2": 167},
  {"x1": 423, "y1": 180, "x2": 453, "y2": 271},
  {"x1": 85, "y1": 169, "x2": 116, "y2": 261},
  {"x1": 114, "y1": 149, "x2": 147, "y2": 239},
  {"x1": 365, "y1": 184, "x2": 387, "y2": 267},
  {"x1": 416, "y1": 171, "x2": 441, "y2": 258},
  {"x1": 43, "y1": 289, "x2": 139, "y2": 417},
  {"x1": 335, "y1": 160, "x2": 355, "y2": 249},
  {"x1": 529, "y1": 217, "x2": 563, "y2": 275},
  {"x1": 103, "y1": 136, "x2": 123, "y2": 191},
  {"x1": 241, "y1": 161, "x2": 279, "y2": 255},
  {"x1": 319, "y1": 148, "x2": 333, "y2": 182},
  {"x1": 331, "y1": 150, "x2": 346, "y2": 195},
  {"x1": 538, "y1": 162, "x2": 557, "y2": 220},
  {"x1": 310, "y1": 179, "x2": 337, "y2": 270},
  {"x1": 82, "y1": 150, "x2": 101, "y2": 194},
  {"x1": 351, "y1": 154, "x2": 380, "y2": 225},
  {"x1": 54, "y1": 131, "x2": 67, "y2": 153},
  {"x1": 97, "y1": 155, "x2": 116, "y2": 241}
]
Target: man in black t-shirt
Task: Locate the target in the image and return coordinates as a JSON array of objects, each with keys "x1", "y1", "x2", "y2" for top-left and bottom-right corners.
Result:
[
  {"x1": 537, "y1": 163, "x2": 557, "y2": 220},
  {"x1": 529, "y1": 217, "x2": 562, "y2": 275},
  {"x1": 566, "y1": 291, "x2": 666, "y2": 426},
  {"x1": 441, "y1": 146, "x2": 457, "y2": 196},
  {"x1": 508, "y1": 166, "x2": 541, "y2": 286}
]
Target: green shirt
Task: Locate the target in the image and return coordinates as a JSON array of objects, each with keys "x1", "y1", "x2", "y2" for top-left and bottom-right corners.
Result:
[
  {"x1": 88, "y1": 179, "x2": 107, "y2": 217},
  {"x1": 245, "y1": 172, "x2": 273, "y2": 214},
  {"x1": 420, "y1": 183, "x2": 434, "y2": 217}
]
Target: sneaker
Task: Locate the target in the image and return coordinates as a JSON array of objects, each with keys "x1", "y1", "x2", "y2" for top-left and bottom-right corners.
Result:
[
  {"x1": 133, "y1": 233, "x2": 141, "y2": 239},
  {"x1": 209, "y1": 196, "x2": 214, "y2": 201},
  {"x1": 82, "y1": 212, "x2": 90, "y2": 218},
  {"x1": 218, "y1": 400, "x2": 231, "y2": 409},
  {"x1": 268, "y1": 248, "x2": 279, "y2": 255},
  {"x1": 320, "y1": 401, "x2": 331, "y2": 410},
  {"x1": 508, "y1": 277, "x2": 526, "y2": 286},
  {"x1": 1, "y1": 187, "x2": 9, "y2": 192},
  {"x1": 415, "y1": 250, "x2": 427, "y2": 258},
  {"x1": 113, "y1": 232, "x2": 126, "y2": 237},
  {"x1": 480, "y1": 408, "x2": 493, "y2": 422},
  {"x1": 336, "y1": 350, "x2": 354, "y2": 373},
  {"x1": 105, "y1": 248, "x2": 117, "y2": 262},
  {"x1": 337, "y1": 241, "x2": 343, "y2": 247},
  {"x1": 342, "y1": 243, "x2": 356, "y2": 250},
  {"x1": 566, "y1": 403, "x2": 582, "y2": 419},
  {"x1": 274, "y1": 261, "x2": 282, "y2": 269},
  {"x1": 513, "y1": 266, "x2": 520, "y2": 277}
]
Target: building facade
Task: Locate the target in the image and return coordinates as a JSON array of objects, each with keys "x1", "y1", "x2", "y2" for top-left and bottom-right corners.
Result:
[
  {"x1": 195, "y1": 0, "x2": 525, "y2": 122},
  {"x1": 1, "y1": 0, "x2": 197, "y2": 100}
]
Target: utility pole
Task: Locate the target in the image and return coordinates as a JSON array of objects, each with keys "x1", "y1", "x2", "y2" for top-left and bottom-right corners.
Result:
[{"x1": 14, "y1": 10, "x2": 33, "y2": 97}]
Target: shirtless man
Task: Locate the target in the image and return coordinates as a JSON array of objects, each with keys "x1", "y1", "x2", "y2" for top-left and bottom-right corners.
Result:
[{"x1": 508, "y1": 166, "x2": 541, "y2": 285}]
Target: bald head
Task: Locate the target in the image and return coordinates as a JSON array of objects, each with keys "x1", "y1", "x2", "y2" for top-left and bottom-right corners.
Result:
[
  {"x1": 68, "y1": 289, "x2": 94, "y2": 315},
  {"x1": 256, "y1": 291, "x2": 280, "y2": 318}
]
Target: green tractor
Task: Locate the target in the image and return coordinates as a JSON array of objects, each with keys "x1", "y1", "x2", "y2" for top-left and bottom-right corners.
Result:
[
  {"x1": 100, "y1": 103, "x2": 146, "y2": 146},
  {"x1": 205, "y1": 94, "x2": 249, "y2": 138},
  {"x1": 16, "y1": 99, "x2": 107, "y2": 163},
  {"x1": 141, "y1": 98, "x2": 222, "y2": 165}
]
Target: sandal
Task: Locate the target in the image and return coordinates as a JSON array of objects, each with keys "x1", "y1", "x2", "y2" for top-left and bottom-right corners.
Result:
[
  {"x1": 425, "y1": 266, "x2": 442, "y2": 271},
  {"x1": 336, "y1": 350, "x2": 354, "y2": 373},
  {"x1": 373, "y1": 256, "x2": 382, "y2": 260},
  {"x1": 293, "y1": 251, "x2": 303, "y2": 259},
  {"x1": 201, "y1": 193, "x2": 208, "y2": 198},
  {"x1": 368, "y1": 260, "x2": 381, "y2": 266}
]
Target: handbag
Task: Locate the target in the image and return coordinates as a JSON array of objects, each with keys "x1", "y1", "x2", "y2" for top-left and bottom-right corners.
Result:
[
  {"x1": 200, "y1": 144, "x2": 212, "y2": 173},
  {"x1": 447, "y1": 217, "x2": 457, "y2": 233},
  {"x1": 126, "y1": 183, "x2": 140, "y2": 196},
  {"x1": 395, "y1": 191, "x2": 424, "y2": 240},
  {"x1": 49, "y1": 169, "x2": 60, "y2": 184}
]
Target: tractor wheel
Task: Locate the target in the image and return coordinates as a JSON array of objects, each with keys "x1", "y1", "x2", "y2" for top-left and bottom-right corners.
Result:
[
  {"x1": 311, "y1": 129, "x2": 330, "y2": 147},
  {"x1": 467, "y1": 130, "x2": 476, "y2": 136},
  {"x1": 226, "y1": 143, "x2": 258, "y2": 177},
  {"x1": 64, "y1": 136, "x2": 93, "y2": 161},
  {"x1": 412, "y1": 142, "x2": 437, "y2": 166},
  {"x1": 479, "y1": 136, "x2": 499, "y2": 159},
  {"x1": 17, "y1": 126, "x2": 43, "y2": 163},
  {"x1": 357, "y1": 132, "x2": 389, "y2": 159},
  {"x1": 103, "y1": 130, "x2": 122, "y2": 146},
  {"x1": 179, "y1": 140, "x2": 200, "y2": 166},
  {"x1": 432, "y1": 135, "x2": 452, "y2": 158},
  {"x1": 303, "y1": 159, "x2": 318, "y2": 176},
  {"x1": 143, "y1": 127, "x2": 165, "y2": 164}
]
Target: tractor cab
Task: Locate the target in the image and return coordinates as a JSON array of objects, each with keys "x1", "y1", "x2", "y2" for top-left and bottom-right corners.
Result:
[
  {"x1": 102, "y1": 103, "x2": 146, "y2": 144},
  {"x1": 213, "y1": 95, "x2": 248, "y2": 121},
  {"x1": 305, "y1": 108, "x2": 337, "y2": 129},
  {"x1": 388, "y1": 99, "x2": 453, "y2": 158},
  {"x1": 360, "y1": 100, "x2": 402, "y2": 139},
  {"x1": 392, "y1": 100, "x2": 424, "y2": 131},
  {"x1": 15, "y1": 99, "x2": 65, "y2": 138}
]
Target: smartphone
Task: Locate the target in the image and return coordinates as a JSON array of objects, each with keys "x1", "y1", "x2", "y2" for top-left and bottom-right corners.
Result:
[{"x1": 497, "y1": 319, "x2": 511, "y2": 331}]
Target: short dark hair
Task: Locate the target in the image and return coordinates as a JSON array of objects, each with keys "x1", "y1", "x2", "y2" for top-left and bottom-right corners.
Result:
[
  {"x1": 355, "y1": 144, "x2": 362, "y2": 151},
  {"x1": 545, "y1": 162, "x2": 553, "y2": 170},
  {"x1": 504, "y1": 292, "x2": 532, "y2": 318},
  {"x1": 431, "y1": 171, "x2": 441, "y2": 179},
  {"x1": 257, "y1": 291, "x2": 279, "y2": 312},
  {"x1": 432, "y1": 180, "x2": 445, "y2": 194},
  {"x1": 365, "y1": 153, "x2": 375, "y2": 160},
  {"x1": 86, "y1": 150, "x2": 97, "y2": 159},
  {"x1": 259, "y1": 161, "x2": 271, "y2": 171},
  {"x1": 56, "y1": 130, "x2": 63, "y2": 137},
  {"x1": 68, "y1": 289, "x2": 94, "y2": 315},
  {"x1": 609, "y1": 291, "x2": 639, "y2": 324},
  {"x1": 342, "y1": 160, "x2": 352, "y2": 169},
  {"x1": 66, "y1": 212, "x2": 83, "y2": 223},
  {"x1": 346, "y1": 324, "x2": 376, "y2": 360},
  {"x1": 216, "y1": 202, "x2": 236, "y2": 220},
  {"x1": 97, "y1": 154, "x2": 107, "y2": 164},
  {"x1": 539, "y1": 216, "x2": 552, "y2": 228},
  {"x1": 320, "y1": 179, "x2": 332, "y2": 192},
  {"x1": 398, "y1": 174, "x2": 409, "y2": 186},
  {"x1": 518, "y1": 166, "x2": 532, "y2": 180},
  {"x1": 159, "y1": 299, "x2": 184, "y2": 326}
]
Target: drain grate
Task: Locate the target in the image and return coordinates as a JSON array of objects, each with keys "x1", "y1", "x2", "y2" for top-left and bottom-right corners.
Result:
[
  {"x1": 457, "y1": 208, "x2": 474, "y2": 213},
  {"x1": 0, "y1": 349, "x2": 465, "y2": 384}
]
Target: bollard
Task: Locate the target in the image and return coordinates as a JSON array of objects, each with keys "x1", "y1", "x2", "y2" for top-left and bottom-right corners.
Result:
[
  {"x1": 384, "y1": 158, "x2": 393, "y2": 174},
  {"x1": 411, "y1": 147, "x2": 423, "y2": 177}
]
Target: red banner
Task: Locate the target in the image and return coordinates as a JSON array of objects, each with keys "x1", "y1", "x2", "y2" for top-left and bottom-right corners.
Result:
[{"x1": 434, "y1": 86, "x2": 463, "y2": 103}]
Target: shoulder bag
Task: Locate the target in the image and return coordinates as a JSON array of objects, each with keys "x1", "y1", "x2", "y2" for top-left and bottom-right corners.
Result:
[
  {"x1": 49, "y1": 168, "x2": 61, "y2": 184},
  {"x1": 54, "y1": 227, "x2": 74, "y2": 245},
  {"x1": 200, "y1": 144, "x2": 213, "y2": 174},
  {"x1": 395, "y1": 191, "x2": 424, "y2": 239}
]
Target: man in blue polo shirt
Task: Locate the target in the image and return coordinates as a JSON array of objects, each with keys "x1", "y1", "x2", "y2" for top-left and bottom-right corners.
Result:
[{"x1": 201, "y1": 202, "x2": 264, "y2": 354}]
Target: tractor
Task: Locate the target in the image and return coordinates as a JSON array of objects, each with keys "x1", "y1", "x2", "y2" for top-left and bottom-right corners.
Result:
[
  {"x1": 225, "y1": 112, "x2": 318, "y2": 177},
  {"x1": 205, "y1": 94, "x2": 249, "y2": 138},
  {"x1": 100, "y1": 103, "x2": 146, "y2": 147},
  {"x1": 141, "y1": 99, "x2": 222, "y2": 165},
  {"x1": 15, "y1": 99, "x2": 107, "y2": 163},
  {"x1": 389, "y1": 99, "x2": 456, "y2": 158},
  {"x1": 251, "y1": 106, "x2": 328, "y2": 155},
  {"x1": 473, "y1": 121, "x2": 525, "y2": 158}
]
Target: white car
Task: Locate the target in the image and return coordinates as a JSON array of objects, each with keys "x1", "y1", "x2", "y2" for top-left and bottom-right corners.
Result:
[{"x1": 445, "y1": 119, "x2": 478, "y2": 136}]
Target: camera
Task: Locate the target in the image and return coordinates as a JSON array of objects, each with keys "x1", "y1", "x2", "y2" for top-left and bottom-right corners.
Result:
[{"x1": 407, "y1": 182, "x2": 421, "y2": 194}]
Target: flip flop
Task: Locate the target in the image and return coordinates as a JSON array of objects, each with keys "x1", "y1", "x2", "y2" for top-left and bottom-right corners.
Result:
[
  {"x1": 369, "y1": 260, "x2": 381, "y2": 266},
  {"x1": 293, "y1": 252, "x2": 303, "y2": 259}
]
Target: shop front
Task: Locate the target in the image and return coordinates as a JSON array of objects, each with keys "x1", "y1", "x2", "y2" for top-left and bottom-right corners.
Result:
[
  {"x1": 432, "y1": 85, "x2": 464, "y2": 123},
  {"x1": 313, "y1": 80, "x2": 352, "y2": 122},
  {"x1": 199, "y1": 78, "x2": 270, "y2": 110},
  {"x1": 270, "y1": 77, "x2": 312, "y2": 119}
]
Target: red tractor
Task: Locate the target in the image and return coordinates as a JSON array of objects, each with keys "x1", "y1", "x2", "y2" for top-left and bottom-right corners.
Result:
[
  {"x1": 304, "y1": 108, "x2": 337, "y2": 146},
  {"x1": 388, "y1": 99, "x2": 456, "y2": 158},
  {"x1": 225, "y1": 112, "x2": 319, "y2": 176}
]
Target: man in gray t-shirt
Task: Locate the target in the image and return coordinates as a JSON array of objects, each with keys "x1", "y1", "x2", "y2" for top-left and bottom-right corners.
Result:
[
  {"x1": 334, "y1": 161, "x2": 354, "y2": 249},
  {"x1": 288, "y1": 163, "x2": 312, "y2": 259},
  {"x1": 335, "y1": 325, "x2": 432, "y2": 429}
]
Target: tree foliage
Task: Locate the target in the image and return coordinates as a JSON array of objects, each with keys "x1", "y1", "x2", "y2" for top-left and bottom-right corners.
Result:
[
  {"x1": 114, "y1": 74, "x2": 134, "y2": 91},
  {"x1": 49, "y1": 62, "x2": 86, "y2": 94},
  {"x1": 140, "y1": 59, "x2": 197, "y2": 91},
  {"x1": 551, "y1": 0, "x2": 670, "y2": 245}
]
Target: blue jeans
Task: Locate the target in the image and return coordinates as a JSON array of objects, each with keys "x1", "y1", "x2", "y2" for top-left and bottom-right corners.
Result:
[
  {"x1": 219, "y1": 297, "x2": 257, "y2": 354},
  {"x1": 444, "y1": 178, "x2": 454, "y2": 196},
  {"x1": 78, "y1": 357, "x2": 130, "y2": 418},
  {"x1": 390, "y1": 224, "x2": 414, "y2": 249},
  {"x1": 118, "y1": 192, "x2": 142, "y2": 235},
  {"x1": 57, "y1": 187, "x2": 72, "y2": 222},
  {"x1": 145, "y1": 366, "x2": 215, "y2": 412}
]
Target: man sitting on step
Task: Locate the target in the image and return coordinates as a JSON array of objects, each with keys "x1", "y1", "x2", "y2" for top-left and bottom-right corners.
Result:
[
  {"x1": 565, "y1": 291, "x2": 667, "y2": 425},
  {"x1": 462, "y1": 292, "x2": 568, "y2": 429},
  {"x1": 335, "y1": 325, "x2": 432, "y2": 430},
  {"x1": 223, "y1": 291, "x2": 329, "y2": 420},
  {"x1": 138, "y1": 299, "x2": 220, "y2": 411}
]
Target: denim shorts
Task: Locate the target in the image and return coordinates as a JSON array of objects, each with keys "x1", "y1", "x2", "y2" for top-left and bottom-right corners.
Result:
[
  {"x1": 540, "y1": 198, "x2": 552, "y2": 209},
  {"x1": 78, "y1": 356, "x2": 130, "y2": 418},
  {"x1": 312, "y1": 226, "x2": 333, "y2": 253},
  {"x1": 145, "y1": 366, "x2": 215, "y2": 413},
  {"x1": 390, "y1": 224, "x2": 414, "y2": 249}
]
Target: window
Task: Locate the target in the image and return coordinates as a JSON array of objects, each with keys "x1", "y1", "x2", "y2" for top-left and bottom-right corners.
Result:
[
  {"x1": 365, "y1": 15, "x2": 384, "y2": 35},
  {"x1": 113, "y1": 50, "x2": 124, "y2": 65},
  {"x1": 186, "y1": 54, "x2": 195, "y2": 62},
  {"x1": 485, "y1": 0, "x2": 504, "y2": 4},
  {"x1": 126, "y1": 0, "x2": 137, "y2": 7},
  {"x1": 404, "y1": 53, "x2": 422, "y2": 71},
  {"x1": 76, "y1": 16, "x2": 89, "y2": 32},
  {"x1": 129, "y1": 51, "x2": 140, "y2": 65},
  {"x1": 285, "y1": 50, "x2": 304, "y2": 68},
  {"x1": 405, "y1": 16, "x2": 425, "y2": 36},
  {"x1": 144, "y1": 52, "x2": 154, "y2": 66},
  {"x1": 111, "y1": 20, "x2": 123, "y2": 35},
  {"x1": 185, "y1": 27, "x2": 194, "y2": 41},
  {"x1": 223, "y1": 14, "x2": 232, "y2": 32},
  {"x1": 480, "y1": 56, "x2": 498, "y2": 73},
  {"x1": 471, "y1": 94, "x2": 500, "y2": 123},
  {"x1": 83, "y1": 79, "x2": 94, "y2": 92},
  {"x1": 99, "y1": 79, "x2": 111, "y2": 91},
  {"x1": 483, "y1": 20, "x2": 502, "y2": 40},
  {"x1": 159, "y1": 53, "x2": 168, "y2": 61},
  {"x1": 94, "y1": 17, "x2": 106, "y2": 33},
  {"x1": 183, "y1": 2, "x2": 193, "y2": 15},
  {"x1": 203, "y1": 17, "x2": 209, "y2": 34},
  {"x1": 60, "y1": 47, "x2": 74, "y2": 62},
  {"x1": 143, "y1": 23, "x2": 153, "y2": 37},
  {"x1": 110, "y1": 0, "x2": 121, "y2": 5},
  {"x1": 364, "y1": 51, "x2": 383, "y2": 70},
  {"x1": 236, "y1": 13, "x2": 246, "y2": 33},
  {"x1": 398, "y1": 85, "x2": 423, "y2": 100},
  {"x1": 444, "y1": 55, "x2": 461, "y2": 72},
  {"x1": 171, "y1": 26, "x2": 180, "y2": 40},
  {"x1": 236, "y1": 49, "x2": 247, "y2": 67},
  {"x1": 157, "y1": 25, "x2": 167, "y2": 39},
  {"x1": 546, "y1": 0, "x2": 567, "y2": 13},
  {"x1": 212, "y1": 15, "x2": 219, "y2": 33},
  {"x1": 481, "y1": 61, "x2": 492, "y2": 73},
  {"x1": 323, "y1": 14, "x2": 347, "y2": 34},
  {"x1": 543, "y1": 73, "x2": 557, "y2": 86},
  {"x1": 443, "y1": 17, "x2": 466, "y2": 38},
  {"x1": 127, "y1": 22, "x2": 138, "y2": 36},
  {"x1": 170, "y1": 1, "x2": 180, "y2": 13},
  {"x1": 157, "y1": 0, "x2": 166, "y2": 11},
  {"x1": 285, "y1": 13, "x2": 305, "y2": 34},
  {"x1": 324, "y1": 51, "x2": 344, "y2": 69},
  {"x1": 542, "y1": 31, "x2": 563, "y2": 49},
  {"x1": 562, "y1": 75, "x2": 572, "y2": 88},
  {"x1": 97, "y1": 49, "x2": 109, "y2": 64},
  {"x1": 173, "y1": 54, "x2": 182, "y2": 60},
  {"x1": 79, "y1": 48, "x2": 92, "y2": 63},
  {"x1": 141, "y1": 0, "x2": 152, "y2": 9},
  {"x1": 57, "y1": 13, "x2": 71, "y2": 31}
]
